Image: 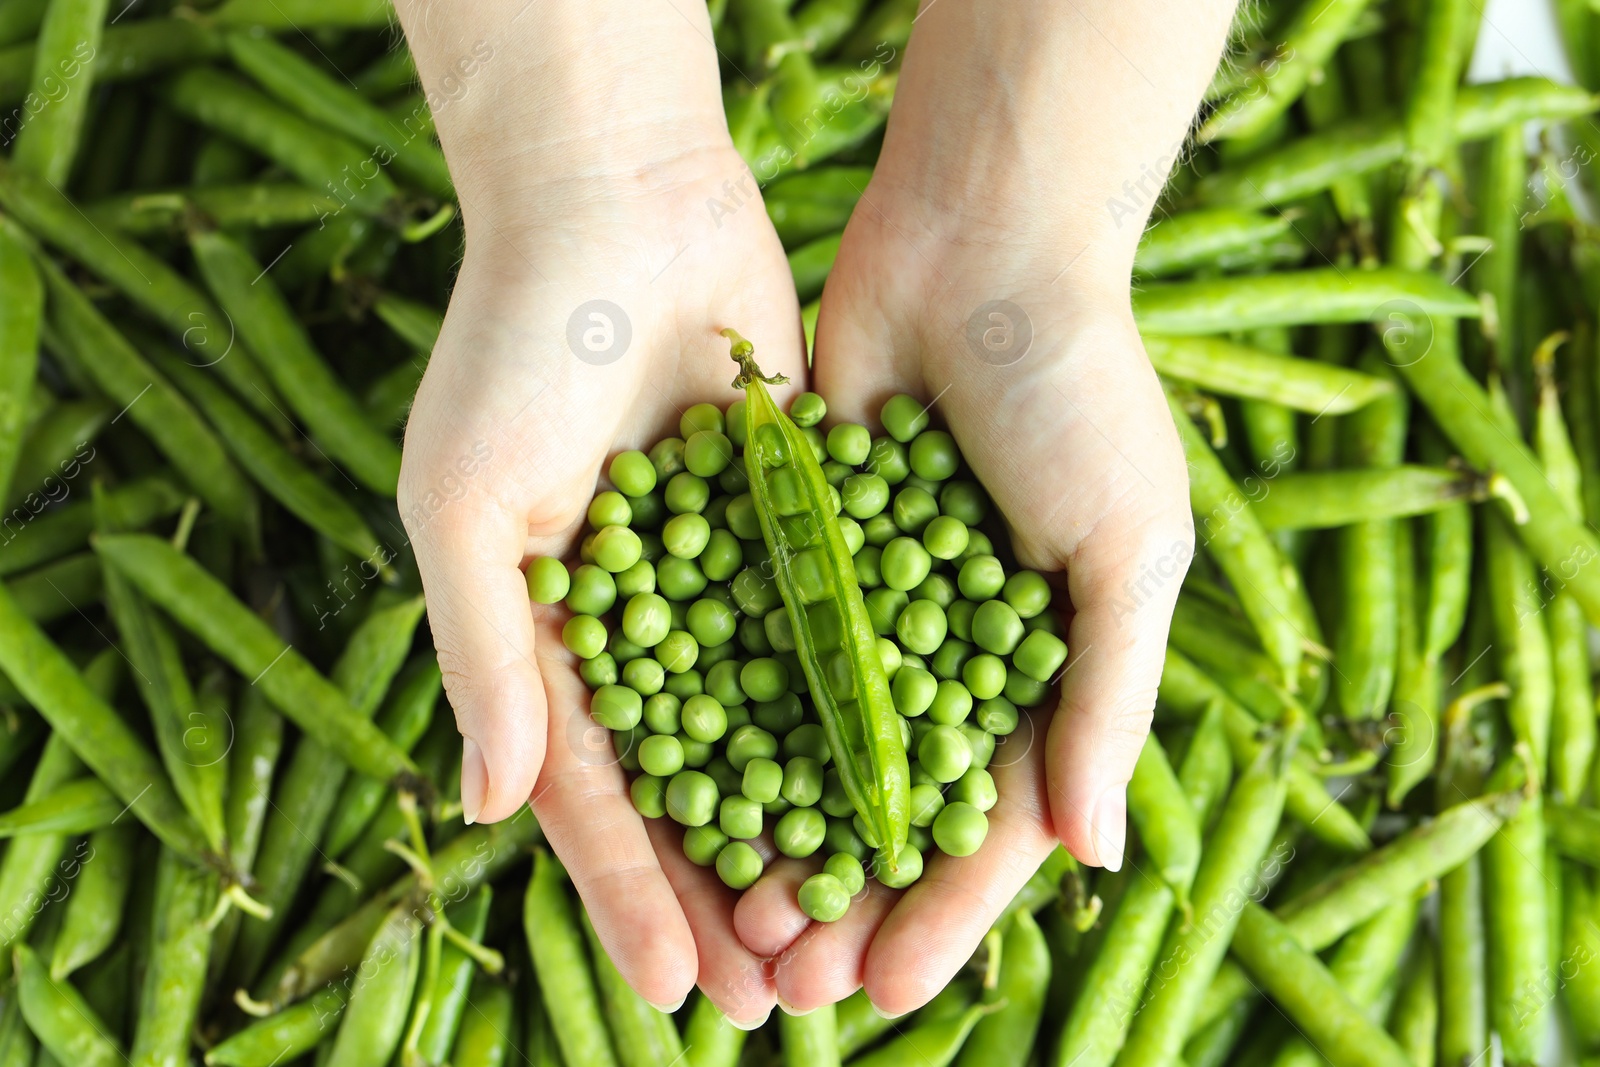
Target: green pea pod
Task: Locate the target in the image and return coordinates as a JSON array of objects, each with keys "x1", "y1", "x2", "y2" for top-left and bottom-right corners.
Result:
[
  {"x1": 147, "y1": 344, "x2": 389, "y2": 565},
  {"x1": 87, "y1": 183, "x2": 343, "y2": 236},
  {"x1": 793, "y1": 0, "x2": 866, "y2": 54},
  {"x1": 0, "y1": 778, "x2": 118, "y2": 837},
  {"x1": 364, "y1": 361, "x2": 426, "y2": 430},
  {"x1": 14, "y1": 944, "x2": 120, "y2": 1066},
  {"x1": 450, "y1": 979, "x2": 514, "y2": 1067},
  {"x1": 224, "y1": 32, "x2": 451, "y2": 200},
  {"x1": 1437, "y1": 850, "x2": 1488, "y2": 1065},
  {"x1": 580, "y1": 909, "x2": 684, "y2": 1067},
  {"x1": 231, "y1": 594, "x2": 426, "y2": 987},
  {"x1": 46, "y1": 821, "x2": 134, "y2": 980},
  {"x1": 1385, "y1": 517, "x2": 1439, "y2": 807},
  {"x1": 1196, "y1": 78, "x2": 1598, "y2": 206},
  {"x1": 5, "y1": 396, "x2": 112, "y2": 510},
  {"x1": 1137, "y1": 267, "x2": 1479, "y2": 335},
  {"x1": 0, "y1": 586, "x2": 207, "y2": 861},
  {"x1": 764, "y1": 166, "x2": 870, "y2": 247},
  {"x1": 350, "y1": 48, "x2": 418, "y2": 97},
  {"x1": 836, "y1": 0, "x2": 915, "y2": 62},
  {"x1": 210, "y1": 0, "x2": 391, "y2": 29},
  {"x1": 162, "y1": 69, "x2": 399, "y2": 218},
  {"x1": 93, "y1": 534, "x2": 420, "y2": 786},
  {"x1": 9, "y1": 0, "x2": 108, "y2": 184},
  {"x1": 1117, "y1": 731, "x2": 1294, "y2": 1067},
  {"x1": 0, "y1": 20, "x2": 223, "y2": 105},
  {"x1": 0, "y1": 732, "x2": 82, "y2": 959},
  {"x1": 0, "y1": 473, "x2": 185, "y2": 578},
  {"x1": 209, "y1": 686, "x2": 282, "y2": 988},
  {"x1": 373, "y1": 291, "x2": 443, "y2": 355},
  {"x1": 0, "y1": 224, "x2": 39, "y2": 506},
  {"x1": 787, "y1": 232, "x2": 840, "y2": 303},
  {"x1": 1473, "y1": 125, "x2": 1525, "y2": 368},
  {"x1": 683, "y1": 994, "x2": 746, "y2": 1067},
  {"x1": 8, "y1": 553, "x2": 103, "y2": 624},
  {"x1": 205, "y1": 986, "x2": 348, "y2": 1067},
  {"x1": 1127, "y1": 732, "x2": 1200, "y2": 906},
  {"x1": 411, "y1": 886, "x2": 492, "y2": 1066},
  {"x1": 956, "y1": 909, "x2": 1049, "y2": 1067},
  {"x1": 1484, "y1": 758, "x2": 1548, "y2": 1066},
  {"x1": 729, "y1": 330, "x2": 910, "y2": 861},
  {"x1": 524, "y1": 849, "x2": 620, "y2": 1067},
  {"x1": 1548, "y1": 803, "x2": 1600, "y2": 865},
  {"x1": 848, "y1": 1001, "x2": 991, "y2": 1067},
  {"x1": 780, "y1": 1005, "x2": 839, "y2": 1067},
  {"x1": 130, "y1": 847, "x2": 217, "y2": 1067},
  {"x1": 0, "y1": 996, "x2": 35, "y2": 1067},
  {"x1": 325, "y1": 659, "x2": 441, "y2": 857},
  {"x1": 1178, "y1": 700, "x2": 1232, "y2": 827},
  {"x1": 1134, "y1": 209, "x2": 1300, "y2": 278},
  {"x1": 323, "y1": 902, "x2": 423, "y2": 1067},
  {"x1": 1483, "y1": 507, "x2": 1555, "y2": 777},
  {"x1": 1387, "y1": 935, "x2": 1438, "y2": 1067},
  {"x1": 190, "y1": 226, "x2": 402, "y2": 495},
  {"x1": 1563, "y1": 864, "x2": 1600, "y2": 1051},
  {"x1": 0, "y1": 0, "x2": 46, "y2": 46}
]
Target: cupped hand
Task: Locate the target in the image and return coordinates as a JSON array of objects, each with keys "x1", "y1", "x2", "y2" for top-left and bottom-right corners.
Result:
[
  {"x1": 731, "y1": 174, "x2": 1195, "y2": 1014},
  {"x1": 398, "y1": 142, "x2": 805, "y2": 1021}
]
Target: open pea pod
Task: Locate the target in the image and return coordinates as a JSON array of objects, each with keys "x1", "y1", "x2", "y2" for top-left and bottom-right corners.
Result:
[{"x1": 726, "y1": 329, "x2": 911, "y2": 863}]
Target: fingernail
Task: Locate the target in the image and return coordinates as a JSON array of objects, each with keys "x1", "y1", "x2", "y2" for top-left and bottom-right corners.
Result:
[
  {"x1": 730, "y1": 1008, "x2": 772, "y2": 1031},
  {"x1": 776, "y1": 998, "x2": 814, "y2": 1017},
  {"x1": 1091, "y1": 784, "x2": 1127, "y2": 872},
  {"x1": 461, "y1": 737, "x2": 486, "y2": 825},
  {"x1": 647, "y1": 996, "x2": 686, "y2": 1014},
  {"x1": 868, "y1": 1001, "x2": 905, "y2": 1020}
]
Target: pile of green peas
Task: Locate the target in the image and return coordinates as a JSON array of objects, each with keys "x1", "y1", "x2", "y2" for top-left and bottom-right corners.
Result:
[{"x1": 527, "y1": 392, "x2": 1069, "y2": 923}]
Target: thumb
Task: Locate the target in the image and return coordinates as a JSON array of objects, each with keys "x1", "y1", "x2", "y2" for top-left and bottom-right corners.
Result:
[{"x1": 1045, "y1": 509, "x2": 1194, "y2": 871}]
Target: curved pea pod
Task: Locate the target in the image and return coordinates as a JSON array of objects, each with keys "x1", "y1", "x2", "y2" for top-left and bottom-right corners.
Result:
[
  {"x1": 323, "y1": 901, "x2": 423, "y2": 1067},
  {"x1": 1387, "y1": 934, "x2": 1439, "y2": 1067},
  {"x1": 1133, "y1": 209, "x2": 1300, "y2": 279},
  {"x1": 14, "y1": 943, "x2": 121, "y2": 1067},
  {"x1": 849, "y1": 1000, "x2": 993, "y2": 1067},
  {"x1": 86, "y1": 183, "x2": 344, "y2": 236},
  {"x1": 0, "y1": 19, "x2": 223, "y2": 105},
  {"x1": 0, "y1": 473, "x2": 186, "y2": 578},
  {"x1": 1127, "y1": 732, "x2": 1200, "y2": 906},
  {"x1": 0, "y1": 732, "x2": 83, "y2": 960},
  {"x1": 8, "y1": 0, "x2": 108, "y2": 185},
  {"x1": 1483, "y1": 758, "x2": 1549, "y2": 1067},
  {"x1": 581, "y1": 908, "x2": 684, "y2": 1067},
  {"x1": 47, "y1": 821, "x2": 135, "y2": 980},
  {"x1": 93, "y1": 534, "x2": 419, "y2": 786},
  {"x1": 189, "y1": 227, "x2": 403, "y2": 496},
  {"x1": 130, "y1": 847, "x2": 217, "y2": 1067},
  {"x1": 954, "y1": 909, "x2": 1049, "y2": 1067},
  {"x1": 0, "y1": 585, "x2": 207, "y2": 861},
  {"x1": 683, "y1": 994, "x2": 746, "y2": 1067},
  {"x1": 780, "y1": 1005, "x2": 838, "y2": 1067},
  {"x1": 325, "y1": 660, "x2": 441, "y2": 857},
  {"x1": 450, "y1": 978, "x2": 514, "y2": 1067},
  {"x1": 211, "y1": 0, "x2": 390, "y2": 28},
  {"x1": 524, "y1": 849, "x2": 620, "y2": 1067},
  {"x1": 373, "y1": 291, "x2": 443, "y2": 355},
  {"x1": 1136, "y1": 266, "x2": 1479, "y2": 335},
  {"x1": 205, "y1": 986, "x2": 349, "y2": 1067},
  {"x1": 0, "y1": 777, "x2": 118, "y2": 837},
  {"x1": 5, "y1": 395, "x2": 113, "y2": 511},
  {"x1": 411, "y1": 886, "x2": 492, "y2": 1067},
  {"x1": 1177, "y1": 700, "x2": 1232, "y2": 827},
  {"x1": 1145, "y1": 334, "x2": 1391, "y2": 414},
  {"x1": 209, "y1": 686, "x2": 282, "y2": 987},
  {"x1": 0, "y1": 223, "x2": 39, "y2": 506},
  {"x1": 1252, "y1": 466, "x2": 1489, "y2": 531},
  {"x1": 729, "y1": 330, "x2": 910, "y2": 861},
  {"x1": 0, "y1": 996, "x2": 34, "y2": 1067}
]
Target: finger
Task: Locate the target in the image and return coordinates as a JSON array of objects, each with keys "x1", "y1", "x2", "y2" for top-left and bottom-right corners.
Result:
[
  {"x1": 861, "y1": 722, "x2": 1056, "y2": 1014},
  {"x1": 734, "y1": 855, "x2": 824, "y2": 959},
  {"x1": 770, "y1": 880, "x2": 898, "y2": 1012},
  {"x1": 533, "y1": 619, "x2": 697, "y2": 1008},
  {"x1": 1046, "y1": 492, "x2": 1194, "y2": 872},
  {"x1": 647, "y1": 818, "x2": 779, "y2": 1028},
  {"x1": 399, "y1": 466, "x2": 548, "y2": 826}
]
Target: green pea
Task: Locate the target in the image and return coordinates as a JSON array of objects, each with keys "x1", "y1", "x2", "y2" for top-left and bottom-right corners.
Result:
[
  {"x1": 699, "y1": 641, "x2": 737, "y2": 673},
  {"x1": 732, "y1": 567, "x2": 783, "y2": 618},
  {"x1": 798, "y1": 872, "x2": 851, "y2": 921},
  {"x1": 975, "y1": 696, "x2": 1019, "y2": 736},
  {"x1": 842, "y1": 473, "x2": 890, "y2": 520},
  {"x1": 588, "y1": 490, "x2": 632, "y2": 530},
  {"x1": 562, "y1": 615, "x2": 608, "y2": 660},
  {"x1": 764, "y1": 795, "x2": 793, "y2": 817},
  {"x1": 1025, "y1": 610, "x2": 1065, "y2": 637},
  {"x1": 825, "y1": 816, "x2": 870, "y2": 860},
  {"x1": 789, "y1": 391, "x2": 827, "y2": 427},
  {"x1": 665, "y1": 770, "x2": 719, "y2": 826},
  {"x1": 591, "y1": 685, "x2": 643, "y2": 731},
  {"x1": 739, "y1": 616, "x2": 774, "y2": 655},
  {"x1": 638, "y1": 733, "x2": 686, "y2": 777},
  {"x1": 754, "y1": 692, "x2": 804, "y2": 735},
  {"x1": 824, "y1": 852, "x2": 866, "y2": 895},
  {"x1": 719, "y1": 794, "x2": 764, "y2": 840},
  {"x1": 670, "y1": 599, "x2": 691, "y2": 630},
  {"x1": 664, "y1": 472, "x2": 710, "y2": 515},
  {"x1": 661, "y1": 513, "x2": 711, "y2": 560},
  {"x1": 580, "y1": 652, "x2": 619, "y2": 689},
  {"x1": 650, "y1": 437, "x2": 686, "y2": 480},
  {"x1": 609, "y1": 450, "x2": 658, "y2": 496},
  {"x1": 911, "y1": 573, "x2": 958, "y2": 609},
  {"x1": 622, "y1": 593, "x2": 671, "y2": 647},
  {"x1": 919, "y1": 724, "x2": 972, "y2": 783},
  {"x1": 861, "y1": 513, "x2": 900, "y2": 548},
  {"x1": 876, "y1": 639, "x2": 903, "y2": 682},
  {"x1": 958, "y1": 556, "x2": 1006, "y2": 601},
  {"x1": 867, "y1": 436, "x2": 910, "y2": 485},
  {"x1": 716, "y1": 840, "x2": 764, "y2": 889},
  {"x1": 678, "y1": 733, "x2": 712, "y2": 768},
  {"x1": 726, "y1": 724, "x2": 779, "y2": 772},
  {"x1": 892, "y1": 486, "x2": 940, "y2": 535},
  {"x1": 972, "y1": 599, "x2": 1024, "y2": 656},
  {"x1": 1003, "y1": 571, "x2": 1053, "y2": 618},
  {"x1": 923, "y1": 516, "x2": 969, "y2": 561},
  {"x1": 566, "y1": 564, "x2": 617, "y2": 616},
  {"x1": 775, "y1": 807, "x2": 827, "y2": 858},
  {"x1": 655, "y1": 556, "x2": 708, "y2": 601},
  {"x1": 963, "y1": 654, "x2": 1008, "y2": 700},
  {"x1": 656, "y1": 630, "x2": 699, "y2": 674},
  {"x1": 782, "y1": 756, "x2": 825, "y2": 806},
  {"x1": 609, "y1": 630, "x2": 648, "y2": 664},
  {"x1": 705, "y1": 662, "x2": 746, "y2": 708},
  {"x1": 718, "y1": 468, "x2": 750, "y2": 500},
  {"x1": 622, "y1": 657, "x2": 665, "y2": 696},
  {"x1": 925, "y1": 679, "x2": 972, "y2": 726},
  {"x1": 681, "y1": 430, "x2": 731, "y2": 478},
  {"x1": 742, "y1": 757, "x2": 783, "y2": 803},
  {"x1": 893, "y1": 666, "x2": 938, "y2": 718},
  {"x1": 614, "y1": 558, "x2": 657, "y2": 599},
  {"x1": 664, "y1": 669, "x2": 703, "y2": 699},
  {"x1": 881, "y1": 537, "x2": 933, "y2": 592},
  {"x1": 681, "y1": 694, "x2": 729, "y2": 744},
  {"x1": 700, "y1": 529, "x2": 743, "y2": 581},
  {"x1": 616, "y1": 726, "x2": 644, "y2": 772},
  {"x1": 947, "y1": 599, "x2": 978, "y2": 642},
  {"x1": 526, "y1": 556, "x2": 570, "y2": 604},
  {"x1": 949, "y1": 768, "x2": 997, "y2": 812},
  {"x1": 1005, "y1": 667, "x2": 1052, "y2": 708},
  {"x1": 629, "y1": 493, "x2": 666, "y2": 533},
  {"x1": 839, "y1": 515, "x2": 866, "y2": 555},
  {"x1": 682, "y1": 824, "x2": 728, "y2": 866},
  {"x1": 909, "y1": 762, "x2": 938, "y2": 788},
  {"x1": 631, "y1": 774, "x2": 668, "y2": 818},
  {"x1": 820, "y1": 460, "x2": 852, "y2": 487},
  {"x1": 932, "y1": 801, "x2": 988, "y2": 857},
  {"x1": 827, "y1": 423, "x2": 871, "y2": 465},
  {"x1": 876, "y1": 844, "x2": 924, "y2": 888},
  {"x1": 909, "y1": 782, "x2": 946, "y2": 828},
  {"x1": 958, "y1": 529, "x2": 995, "y2": 564},
  {"x1": 854, "y1": 545, "x2": 884, "y2": 588},
  {"x1": 681, "y1": 402, "x2": 725, "y2": 437},
  {"x1": 909, "y1": 824, "x2": 934, "y2": 853},
  {"x1": 704, "y1": 494, "x2": 731, "y2": 530},
  {"x1": 1014, "y1": 630, "x2": 1069, "y2": 682},
  {"x1": 725, "y1": 400, "x2": 747, "y2": 445},
  {"x1": 895, "y1": 599, "x2": 948, "y2": 656},
  {"x1": 820, "y1": 769, "x2": 854, "y2": 818},
  {"x1": 880, "y1": 394, "x2": 930, "y2": 443},
  {"x1": 642, "y1": 693, "x2": 682, "y2": 735},
  {"x1": 931, "y1": 637, "x2": 975, "y2": 681},
  {"x1": 740, "y1": 658, "x2": 790, "y2": 703},
  {"x1": 683, "y1": 599, "x2": 734, "y2": 648},
  {"x1": 725, "y1": 494, "x2": 761, "y2": 540},
  {"x1": 902, "y1": 652, "x2": 928, "y2": 672},
  {"x1": 909, "y1": 430, "x2": 960, "y2": 481},
  {"x1": 961, "y1": 723, "x2": 995, "y2": 769},
  {"x1": 939, "y1": 480, "x2": 990, "y2": 524},
  {"x1": 803, "y1": 425, "x2": 830, "y2": 463},
  {"x1": 706, "y1": 756, "x2": 743, "y2": 797}
]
